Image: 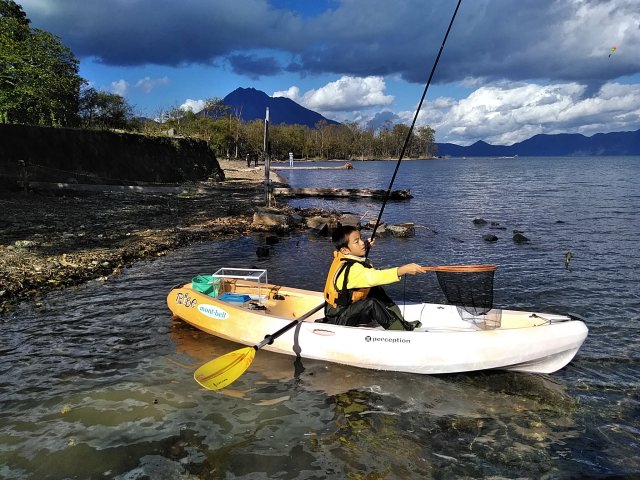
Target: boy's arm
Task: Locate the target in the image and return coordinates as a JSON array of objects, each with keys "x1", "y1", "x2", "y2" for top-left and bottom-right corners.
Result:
[{"x1": 346, "y1": 263, "x2": 400, "y2": 288}]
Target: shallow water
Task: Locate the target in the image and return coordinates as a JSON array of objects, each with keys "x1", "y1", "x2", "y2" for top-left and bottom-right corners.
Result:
[{"x1": 1, "y1": 156, "x2": 639, "y2": 479}]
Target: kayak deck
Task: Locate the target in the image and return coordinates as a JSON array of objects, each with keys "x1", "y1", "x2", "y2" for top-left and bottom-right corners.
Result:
[{"x1": 167, "y1": 277, "x2": 588, "y2": 374}]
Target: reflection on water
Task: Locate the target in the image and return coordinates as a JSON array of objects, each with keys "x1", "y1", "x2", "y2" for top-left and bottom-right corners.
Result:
[
  {"x1": 1, "y1": 157, "x2": 639, "y2": 478},
  {"x1": 169, "y1": 320, "x2": 583, "y2": 479}
]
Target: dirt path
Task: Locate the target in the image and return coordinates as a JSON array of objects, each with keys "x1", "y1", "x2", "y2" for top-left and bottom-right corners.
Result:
[{"x1": 0, "y1": 162, "x2": 329, "y2": 312}]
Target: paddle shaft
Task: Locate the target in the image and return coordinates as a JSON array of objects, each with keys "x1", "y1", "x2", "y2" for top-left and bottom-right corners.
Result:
[{"x1": 255, "y1": 302, "x2": 325, "y2": 350}]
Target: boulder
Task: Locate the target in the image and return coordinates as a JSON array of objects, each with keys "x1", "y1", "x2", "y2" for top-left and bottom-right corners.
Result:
[
  {"x1": 513, "y1": 232, "x2": 529, "y2": 244},
  {"x1": 386, "y1": 223, "x2": 416, "y2": 238},
  {"x1": 253, "y1": 208, "x2": 288, "y2": 228}
]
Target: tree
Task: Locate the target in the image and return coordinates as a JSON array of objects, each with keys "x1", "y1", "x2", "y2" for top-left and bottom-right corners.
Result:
[
  {"x1": 0, "y1": 1, "x2": 83, "y2": 126},
  {"x1": 0, "y1": 0, "x2": 28, "y2": 25},
  {"x1": 415, "y1": 126, "x2": 436, "y2": 157},
  {"x1": 79, "y1": 87, "x2": 134, "y2": 130}
]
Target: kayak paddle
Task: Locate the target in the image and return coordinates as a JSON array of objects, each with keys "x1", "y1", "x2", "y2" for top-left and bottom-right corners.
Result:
[{"x1": 194, "y1": 301, "x2": 325, "y2": 390}]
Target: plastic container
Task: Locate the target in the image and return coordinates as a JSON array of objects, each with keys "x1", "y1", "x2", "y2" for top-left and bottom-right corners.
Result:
[
  {"x1": 191, "y1": 275, "x2": 221, "y2": 297},
  {"x1": 218, "y1": 293, "x2": 252, "y2": 303}
]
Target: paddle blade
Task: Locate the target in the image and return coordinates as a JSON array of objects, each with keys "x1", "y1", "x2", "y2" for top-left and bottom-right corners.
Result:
[{"x1": 194, "y1": 347, "x2": 256, "y2": 391}]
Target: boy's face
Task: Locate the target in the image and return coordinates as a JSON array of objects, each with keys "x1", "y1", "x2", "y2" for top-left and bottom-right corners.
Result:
[{"x1": 341, "y1": 230, "x2": 366, "y2": 257}]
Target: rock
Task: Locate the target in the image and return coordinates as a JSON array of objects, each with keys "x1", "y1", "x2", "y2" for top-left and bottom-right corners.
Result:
[
  {"x1": 483, "y1": 234, "x2": 499, "y2": 242},
  {"x1": 338, "y1": 213, "x2": 361, "y2": 228},
  {"x1": 375, "y1": 224, "x2": 390, "y2": 237},
  {"x1": 473, "y1": 218, "x2": 487, "y2": 225},
  {"x1": 265, "y1": 235, "x2": 280, "y2": 245},
  {"x1": 306, "y1": 215, "x2": 333, "y2": 230},
  {"x1": 308, "y1": 223, "x2": 329, "y2": 236},
  {"x1": 289, "y1": 213, "x2": 305, "y2": 225},
  {"x1": 256, "y1": 246, "x2": 270, "y2": 257},
  {"x1": 513, "y1": 232, "x2": 530, "y2": 243},
  {"x1": 252, "y1": 209, "x2": 288, "y2": 228},
  {"x1": 14, "y1": 240, "x2": 36, "y2": 248},
  {"x1": 386, "y1": 223, "x2": 415, "y2": 237}
]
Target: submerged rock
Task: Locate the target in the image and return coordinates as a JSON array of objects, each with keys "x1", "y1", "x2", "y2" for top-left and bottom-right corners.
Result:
[
  {"x1": 483, "y1": 234, "x2": 499, "y2": 242},
  {"x1": 386, "y1": 223, "x2": 416, "y2": 238}
]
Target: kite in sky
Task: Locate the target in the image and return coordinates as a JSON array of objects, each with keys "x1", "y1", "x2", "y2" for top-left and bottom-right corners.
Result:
[{"x1": 608, "y1": 45, "x2": 617, "y2": 58}]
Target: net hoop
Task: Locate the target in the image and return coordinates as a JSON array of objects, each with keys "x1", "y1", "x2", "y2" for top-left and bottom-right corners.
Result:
[{"x1": 422, "y1": 264, "x2": 497, "y2": 273}]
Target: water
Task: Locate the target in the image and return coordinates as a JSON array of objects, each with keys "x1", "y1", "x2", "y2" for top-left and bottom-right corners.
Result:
[{"x1": 1, "y1": 156, "x2": 639, "y2": 479}]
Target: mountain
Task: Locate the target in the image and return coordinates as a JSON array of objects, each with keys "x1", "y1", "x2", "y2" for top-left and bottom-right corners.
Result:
[
  {"x1": 214, "y1": 87, "x2": 339, "y2": 128},
  {"x1": 436, "y1": 129, "x2": 640, "y2": 157}
]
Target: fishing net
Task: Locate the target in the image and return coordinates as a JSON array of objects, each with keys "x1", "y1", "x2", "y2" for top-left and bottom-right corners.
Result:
[{"x1": 430, "y1": 264, "x2": 500, "y2": 328}]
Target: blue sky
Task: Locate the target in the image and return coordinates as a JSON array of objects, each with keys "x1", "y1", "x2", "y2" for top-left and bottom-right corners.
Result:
[{"x1": 20, "y1": 0, "x2": 640, "y2": 146}]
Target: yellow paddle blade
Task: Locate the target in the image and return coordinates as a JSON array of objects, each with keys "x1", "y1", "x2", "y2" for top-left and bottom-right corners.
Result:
[{"x1": 194, "y1": 347, "x2": 256, "y2": 391}]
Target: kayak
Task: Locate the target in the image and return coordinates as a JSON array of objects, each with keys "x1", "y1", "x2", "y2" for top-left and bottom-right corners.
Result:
[{"x1": 166, "y1": 270, "x2": 588, "y2": 375}]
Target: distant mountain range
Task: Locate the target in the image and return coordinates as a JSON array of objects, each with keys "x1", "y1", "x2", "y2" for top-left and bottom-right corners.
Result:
[
  {"x1": 436, "y1": 129, "x2": 640, "y2": 157},
  {"x1": 209, "y1": 87, "x2": 639, "y2": 156},
  {"x1": 215, "y1": 87, "x2": 339, "y2": 128}
]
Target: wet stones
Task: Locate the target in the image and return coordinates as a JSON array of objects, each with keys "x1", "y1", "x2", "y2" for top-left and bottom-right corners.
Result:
[{"x1": 473, "y1": 218, "x2": 531, "y2": 244}]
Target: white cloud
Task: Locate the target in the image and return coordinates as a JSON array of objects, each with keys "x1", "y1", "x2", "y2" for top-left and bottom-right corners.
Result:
[
  {"x1": 409, "y1": 81, "x2": 640, "y2": 146},
  {"x1": 135, "y1": 76, "x2": 170, "y2": 93},
  {"x1": 274, "y1": 76, "x2": 394, "y2": 112},
  {"x1": 273, "y1": 86, "x2": 301, "y2": 102},
  {"x1": 180, "y1": 99, "x2": 206, "y2": 112},
  {"x1": 109, "y1": 79, "x2": 129, "y2": 96}
]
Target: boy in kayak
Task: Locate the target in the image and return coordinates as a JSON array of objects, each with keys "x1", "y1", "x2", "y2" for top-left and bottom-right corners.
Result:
[{"x1": 322, "y1": 225, "x2": 423, "y2": 330}]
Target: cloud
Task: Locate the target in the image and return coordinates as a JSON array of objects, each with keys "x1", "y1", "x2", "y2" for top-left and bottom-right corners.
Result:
[
  {"x1": 20, "y1": 0, "x2": 639, "y2": 86},
  {"x1": 109, "y1": 79, "x2": 129, "y2": 96},
  {"x1": 366, "y1": 111, "x2": 402, "y2": 132},
  {"x1": 274, "y1": 76, "x2": 394, "y2": 112},
  {"x1": 415, "y1": 81, "x2": 640, "y2": 145},
  {"x1": 135, "y1": 76, "x2": 170, "y2": 93},
  {"x1": 180, "y1": 99, "x2": 206, "y2": 112},
  {"x1": 227, "y1": 54, "x2": 282, "y2": 79}
]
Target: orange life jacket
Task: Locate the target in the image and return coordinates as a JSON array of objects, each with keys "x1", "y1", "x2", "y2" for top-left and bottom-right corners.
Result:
[{"x1": 324, "y1": 251, "x2": 371, "y2": 308}]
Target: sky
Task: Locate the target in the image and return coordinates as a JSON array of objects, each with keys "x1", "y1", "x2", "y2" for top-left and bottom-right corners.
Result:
[{"x1": 19, "y1": 0, "x2": 640, "y2": 146}]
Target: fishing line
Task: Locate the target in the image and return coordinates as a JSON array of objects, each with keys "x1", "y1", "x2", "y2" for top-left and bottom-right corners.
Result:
[{"x1": 367, "y1": 0, "x2": 462, "y2": 254}]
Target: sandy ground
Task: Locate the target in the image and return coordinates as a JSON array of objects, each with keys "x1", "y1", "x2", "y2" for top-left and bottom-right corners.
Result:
[{"x1": 0, "y1": 161, "x2": 329, "y2": 312}]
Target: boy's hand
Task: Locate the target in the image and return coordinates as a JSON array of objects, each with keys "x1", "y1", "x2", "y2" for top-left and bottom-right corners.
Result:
[
  {"x1": 397, "y1": 263, "x2": 423, "y2": 276},
  {"x1": 364, "y1": 237, "x2": 376, "y2": 249}
]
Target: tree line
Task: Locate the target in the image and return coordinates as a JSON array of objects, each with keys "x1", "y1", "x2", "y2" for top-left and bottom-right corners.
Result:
[
  {"x1": 1, "y1": 0, "x2": 437, "y2": 160},
  {"x1": 145, "y1": 106, "x2": 437, "y2": 161}
]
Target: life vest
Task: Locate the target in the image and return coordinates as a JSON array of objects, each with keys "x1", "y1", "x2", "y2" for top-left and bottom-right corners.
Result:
[{"x1": 324, "y1": 251, "x2": 371, "y2": 308}]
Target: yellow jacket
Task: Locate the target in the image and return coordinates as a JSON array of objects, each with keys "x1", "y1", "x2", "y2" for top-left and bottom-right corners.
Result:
[{"x1": 324, "y1": 251, "x2": 401, "y2": 308}]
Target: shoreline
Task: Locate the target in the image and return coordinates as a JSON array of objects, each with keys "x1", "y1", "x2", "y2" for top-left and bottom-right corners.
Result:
[{"x1": 0, "y1": 162, "x2": 329, "y2": 313}]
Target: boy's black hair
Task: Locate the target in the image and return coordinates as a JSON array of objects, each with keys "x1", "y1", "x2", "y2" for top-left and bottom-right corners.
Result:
[{"x1": 332, "y1": 225, "x2": 358, "y2": 251}]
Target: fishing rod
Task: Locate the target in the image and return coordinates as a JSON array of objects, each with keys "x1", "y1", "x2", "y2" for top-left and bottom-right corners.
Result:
[{"x1": 368, "y1": 0, "x2": 462, "y2": 253}]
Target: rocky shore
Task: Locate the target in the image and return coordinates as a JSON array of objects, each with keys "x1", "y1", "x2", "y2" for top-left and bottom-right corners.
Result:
[{"x1": 0, "y1": 162, "x2": 337, "y2": 313}]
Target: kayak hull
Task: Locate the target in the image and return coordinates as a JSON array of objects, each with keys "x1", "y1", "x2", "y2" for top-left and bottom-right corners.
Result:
[{"x1": 167, "y1": 281, "x2": 588, "y2": 375}]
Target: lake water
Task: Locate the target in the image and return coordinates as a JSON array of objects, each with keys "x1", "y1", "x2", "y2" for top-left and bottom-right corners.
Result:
[{"x1": 1, "y1": 156, "x2": 639, "y2": 479}]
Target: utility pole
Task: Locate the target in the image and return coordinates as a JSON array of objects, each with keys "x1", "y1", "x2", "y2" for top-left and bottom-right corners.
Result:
[{"x1": 263, "y1": 107, "x2": 271, "y2": 205}]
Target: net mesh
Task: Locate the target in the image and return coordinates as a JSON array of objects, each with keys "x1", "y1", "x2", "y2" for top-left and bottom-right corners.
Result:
[{"x1": 435, "y1": 267, "x2": 495, "y2": 317}]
